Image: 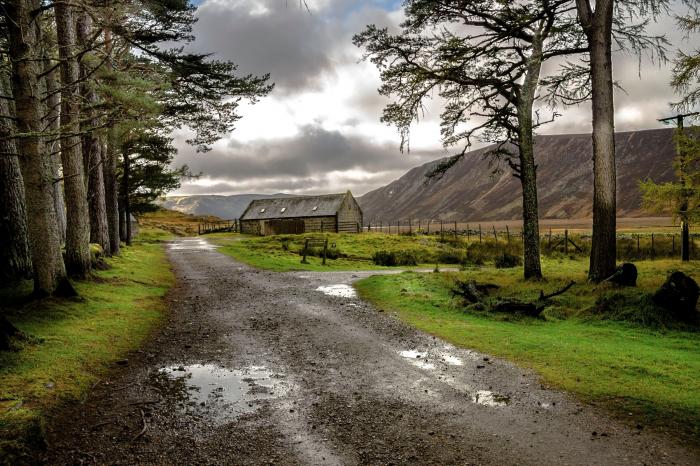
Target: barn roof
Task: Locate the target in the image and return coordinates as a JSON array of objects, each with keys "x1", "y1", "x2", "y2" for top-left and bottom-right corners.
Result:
[{"x1": 240, "y1": 192, "x2": 350, "y2": 220}]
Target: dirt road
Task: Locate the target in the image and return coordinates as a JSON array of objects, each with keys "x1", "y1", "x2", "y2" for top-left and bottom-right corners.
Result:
[{"x1": 41, "y1": 238, "x2": 699, "y2": 465}]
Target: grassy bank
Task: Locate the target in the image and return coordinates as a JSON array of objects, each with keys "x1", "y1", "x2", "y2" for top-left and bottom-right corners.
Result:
[
  {"x1": 355, "y1": 258, "x2": 700, "y2": 440},
  {"x1": 0, "y1": 228, "x2": 174, "y2": 461}
]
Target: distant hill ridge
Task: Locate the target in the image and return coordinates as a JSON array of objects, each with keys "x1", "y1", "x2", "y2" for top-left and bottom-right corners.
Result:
[
  {"x1": 160, "y1": 193, "x2": 295, "y2": 219},
  {"x1": 356, "y1": 128, "x2": 677, "y2": 221}
]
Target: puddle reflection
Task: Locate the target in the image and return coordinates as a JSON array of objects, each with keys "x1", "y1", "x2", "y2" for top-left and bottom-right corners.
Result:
[
  {"x1": 316, "y1": 284, "x2": 357, "y2": 298},
  {"x1": 150, "y1": 364, "x2": 288, "y2": 421}
]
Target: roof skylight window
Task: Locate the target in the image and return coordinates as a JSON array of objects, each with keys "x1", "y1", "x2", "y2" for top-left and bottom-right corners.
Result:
[
  {"x1": 312, "y1": 206, "x2": 318, "y2": 211},
  {"x1": 260, "y1": 208, "x2": 266, "y2": 213},
  {"x1": 280, "y1": 207, "x2": 287, "y2": 213}
]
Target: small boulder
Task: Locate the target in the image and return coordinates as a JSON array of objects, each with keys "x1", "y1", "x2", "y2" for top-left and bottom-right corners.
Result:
[{"x1": 652, "y1": 271, "x2": 699, "y2": 321}]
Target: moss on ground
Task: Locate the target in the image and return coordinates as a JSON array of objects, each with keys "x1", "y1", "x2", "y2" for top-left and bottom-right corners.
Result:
[{"x1": 0, "y1": 228, "x2": 174, "y2": 462}]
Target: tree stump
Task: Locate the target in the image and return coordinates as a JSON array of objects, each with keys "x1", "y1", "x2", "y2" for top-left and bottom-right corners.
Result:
[
  {"x1": 606, "y1": 263, "x2": 638, "y2": 287},
  {"x1": 652, "y1": 272, "x2": 699, "y2": 321}
]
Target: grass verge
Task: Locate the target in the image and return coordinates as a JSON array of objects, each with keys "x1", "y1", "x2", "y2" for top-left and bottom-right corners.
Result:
[
  {"x1": 0, "y1": 228, "x2": 174, "y2": 461},
  {"x1": 355, "y1": 258, "x2": 700, "y2": 441}
]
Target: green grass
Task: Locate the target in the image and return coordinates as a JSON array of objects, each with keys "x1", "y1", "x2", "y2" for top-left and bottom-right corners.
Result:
[
  {"x1": 210, "y1": 232, "x2": 508, "y2": 271},
  {"x1": 355, "y1": 257, "x2": 700, "y2": 440},
  {"x1": 0, "y1": 228, "x2": 175, "y2": 461}
]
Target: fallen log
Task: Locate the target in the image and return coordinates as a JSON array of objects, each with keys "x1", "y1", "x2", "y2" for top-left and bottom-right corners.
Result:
[{"x1": 454, "y1": 280, "x2": 576, "y2": 317}]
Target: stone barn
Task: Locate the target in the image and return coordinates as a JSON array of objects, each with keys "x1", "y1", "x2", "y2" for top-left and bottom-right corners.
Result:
[{"x1": 239, "y1": 191, "x2": 363, "y2": 236}]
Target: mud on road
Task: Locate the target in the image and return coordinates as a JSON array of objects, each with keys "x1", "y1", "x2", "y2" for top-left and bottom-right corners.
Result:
[{"x1": 40, "y1": 237, "x2": 699, "y2": 465}]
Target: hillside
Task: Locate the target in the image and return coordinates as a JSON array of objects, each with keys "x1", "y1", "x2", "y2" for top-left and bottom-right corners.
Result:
[
  {"x1": 357, "y1": 128, "x2": 677, "y2": 221},
  {"x1": 160, "y1": 193, "x2": 293, "y2": 219}
]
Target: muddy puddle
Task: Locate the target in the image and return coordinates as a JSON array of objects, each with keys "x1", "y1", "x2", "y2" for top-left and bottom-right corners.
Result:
[
  {"x1": 398, "y1": 348, "x2": 465, "y2": 367},
  {"x1": 471, "y1": 390, "x2": 510, "y2": 407},
  {"x1": 150, "y1": 364, "x2": 289, "y2": 421},
  {"x1": 169, "y1": 239, "x2": 218, "y2": 251},
  {"x1": 398, "y1": 349, "x2": 511, "y2": 408},
  {"x1": 316, "y1": 284, "x2": 357, "y2": 298}
]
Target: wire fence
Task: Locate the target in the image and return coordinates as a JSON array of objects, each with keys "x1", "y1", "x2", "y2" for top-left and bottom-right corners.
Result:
[{"x1": 362, "y1": 220, "x2": 699, "y2": 261}]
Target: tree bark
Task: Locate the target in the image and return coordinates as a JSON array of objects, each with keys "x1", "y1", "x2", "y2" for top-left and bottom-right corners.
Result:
[
  {"x1": 55, "y1": 1, "x2": 92, "y2": 277},
  {"x1": 42, "y1": 55, "x2": 67, "y2": 244},
  {"x1": 104, "y1": 130, "x2": 121, "y2": 255},
  {"x1": 6, "y1": 0, "x2": 70, "y2": 296},
  {"x1": 515, "y1": 31, "x2": 544, "y2": 280},
  {"x1": 77, "y1": 12, "x2": 111, "y2": 255},
  {"x1": 0, "y1": 75, "x2": 32, "y2": 281},
  {"x1": 123, "y1": 152, "x2": 132, "y2": 245},
  {"x1": 103, "y1": 29, "x2": 120, "y2": 255},
  {"x1": 578, "y1": 0, "x2": 617, "y2": 282}
]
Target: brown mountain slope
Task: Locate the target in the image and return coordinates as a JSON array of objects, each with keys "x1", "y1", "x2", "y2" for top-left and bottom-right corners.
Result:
[{"x1": 357, "y1": 128, "x2": 677, "y2": 221}]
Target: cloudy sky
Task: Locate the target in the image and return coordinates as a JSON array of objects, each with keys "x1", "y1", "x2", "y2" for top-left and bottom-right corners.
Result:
[{"x1": 171, "y1": 0, "x2": 698, "y2": 197}]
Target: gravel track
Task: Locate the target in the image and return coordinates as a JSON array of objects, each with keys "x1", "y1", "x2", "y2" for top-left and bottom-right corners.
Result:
[{"x1": 39, "y1": 237, "x2": 700, "y2": 465}]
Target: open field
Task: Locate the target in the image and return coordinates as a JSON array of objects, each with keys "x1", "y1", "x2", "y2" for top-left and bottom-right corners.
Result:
[
  {"x1": 138, "y1": 209, "x2": 222, "y2": 236},
  {"x1": 365, "y1": 216, "x2": 678, "y2": 234},
  {"x1": 355, "y1": 257, "x2": 700, "y2": 441},
  {"x1": 210, "y1": 225, "x2": 699, "y2": 271},
  {"x1": 210, "y1": 231, "x2": 497, "y2": 271},
  {"x1": 0, "y1": 228, "x2": 175, "y2": 460}
]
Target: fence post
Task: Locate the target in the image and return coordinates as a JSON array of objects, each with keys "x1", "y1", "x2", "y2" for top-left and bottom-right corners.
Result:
[
  {"x1": 427, "y1": 220, "x2": 430, "y2": 234},
  {"x1": 672, "y1": 234, "x2": 676, "y2": 255},
  {"x1": 479, "y1": 224, "x2": 482, "y2": 243},
  {"x1": 467, "y1": 224, "x2": 470, "y2": 242},
  {"x1": 492, "y1": 225, "x2": 498, "y2": 242},
  {"x1": 322, "y1": 237, "x2": 328, "y2": 265},
  {"x1": 548, "y1": 229, "x2": 552, "y2": 251},
  {"x1": 301, "y1": 239, "x2": 310, "y2": 264},
  {"x1": 198, "y1": 224, "x2": 201, "y2": 235},
  {"x1": 409, "y1": 218, "x2": 412, "y2": 234},
  {"x1": 418, "y1": 219, "x2": 421, "y2": 232},
  {"x1": 440, "y1": 220, "x2": 444, "y2": 239},
  {"x1": 454, "y1": 221, "x2": 458, "y2": 240},
  {"x1": 565, "y1": 229, "x2": 569, "y2": 255},
  {"x1": 636, "y1": 234, "x2": 640, "y2": 255},
  {"x1": 506, "y1": 225, "x2": 511, "y2": 245},
  {"x1": 651, "y1": 233, "x2": 655, "y2": 259}
]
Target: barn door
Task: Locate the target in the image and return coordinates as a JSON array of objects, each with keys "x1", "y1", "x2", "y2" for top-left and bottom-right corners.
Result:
[{"x1": 266, "y1": 219, "x2": 305, "y2": 235}]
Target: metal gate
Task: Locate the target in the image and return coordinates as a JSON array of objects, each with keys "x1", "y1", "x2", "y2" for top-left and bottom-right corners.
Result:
[{"x1": 265, "y1": 219, "x2": 305, "y2": 235}]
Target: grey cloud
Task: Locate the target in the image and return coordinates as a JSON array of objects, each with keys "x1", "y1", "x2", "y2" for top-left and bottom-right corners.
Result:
[
  {"x1": 190, "y1": 1, "x2": 398, "y2": 94},
  {"x1": 173, "y1": 124, "x2": 444, "y2": 193}
]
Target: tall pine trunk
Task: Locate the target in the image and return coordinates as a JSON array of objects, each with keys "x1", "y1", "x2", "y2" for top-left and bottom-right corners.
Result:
[
  {"x1": 103, "y1": 30, "x2": 120, "y2": 255},
  {"x1": 580, "y1": 0, "x2": 617, "y2": 282},
  {"x1": 0, "y1": 75, "x2": 32, "y2": 281},
  {"x1": 515, "y1": 31, "x2": 544, "y2": 280},
  {"x1": 6, "y1": 0, "x2": 70, "y2": 296},
  {"x1": 122, "y1": 152, "x2": 132, "y2": 245},
  {"x1": 43, "y1": 56, "x2": 67, "y2": 244},
  {"x1": 77, "y1": 12, "x2": 110, "y2": 255},
  {"x1": 55, "y1": 2, "x2": 91, "y2": 277},
  {"x1": 104, "y1": 131, "x2": 121, "y2": 255}
]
